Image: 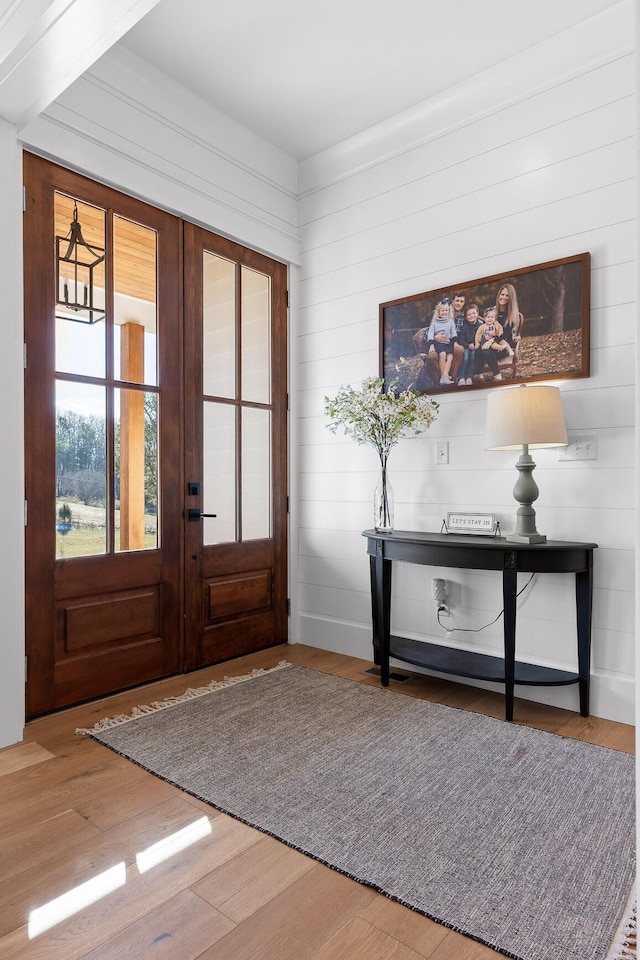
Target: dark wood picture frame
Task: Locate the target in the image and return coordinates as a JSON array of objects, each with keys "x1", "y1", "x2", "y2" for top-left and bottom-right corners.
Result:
[{"x1": 379, "y1": 252, "x2": 590, "y2": 395}]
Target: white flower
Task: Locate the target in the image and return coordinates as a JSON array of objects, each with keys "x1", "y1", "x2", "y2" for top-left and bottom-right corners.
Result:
[{"x1": 324, "y1": 377, "x2": 439, "y2": 464}]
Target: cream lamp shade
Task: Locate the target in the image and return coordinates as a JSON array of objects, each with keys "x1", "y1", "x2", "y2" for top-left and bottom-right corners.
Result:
[
  {"x1": 484, "y1": 384, "x2": 568, "y2": 543},
  {"x1": 484, "y1": 384, "x2": 568, "y2": 451}
]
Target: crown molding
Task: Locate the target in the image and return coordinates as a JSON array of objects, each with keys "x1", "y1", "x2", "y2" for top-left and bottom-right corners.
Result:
[
  {"x1": 299, "y1": 0, "x2": 633, "y2": 196},
  {"x1": 88, "y1": 45, "x2": 298, "y2": 200},
  {"x1": 21, "y1": 44, "x2": 301, "y2": 264}
]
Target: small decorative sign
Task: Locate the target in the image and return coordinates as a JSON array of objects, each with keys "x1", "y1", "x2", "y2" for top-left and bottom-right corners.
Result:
[{"x1": 444, "y1": 513, "x2": 499, "y2": 537}]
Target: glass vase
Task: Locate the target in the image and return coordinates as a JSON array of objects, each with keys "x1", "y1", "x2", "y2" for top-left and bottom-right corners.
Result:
[{"x1": 374, "y1": 464, "x2": 394, "y2": 533}]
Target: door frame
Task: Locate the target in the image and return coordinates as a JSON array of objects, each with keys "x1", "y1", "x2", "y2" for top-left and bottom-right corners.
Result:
[{"x1": 23, "y1": 154, "x2": 290, "y2": 716}]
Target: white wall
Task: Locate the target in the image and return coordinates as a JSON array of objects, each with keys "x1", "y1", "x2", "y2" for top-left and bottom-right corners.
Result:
[
  {"x1": 294, "y1": 0, "x2": 636, "y2": 724},
  {"x1": 0, "y1": 118, "x2": 25, "y2": 746}
]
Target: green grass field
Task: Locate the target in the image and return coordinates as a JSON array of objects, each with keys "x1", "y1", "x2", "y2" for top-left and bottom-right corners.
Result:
[{"x1": 56, "y1": 499, "x2": 157, "y2": 557}]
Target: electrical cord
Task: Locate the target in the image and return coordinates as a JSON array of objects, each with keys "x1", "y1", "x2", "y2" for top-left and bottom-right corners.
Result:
[{"x1": 437, "y1": 572, "x2": 536, "y2": 634}]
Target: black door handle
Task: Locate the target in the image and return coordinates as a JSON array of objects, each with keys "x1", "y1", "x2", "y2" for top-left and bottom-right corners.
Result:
[{"x1": 188, "y1": 509, "x2": 217, "y2": 521}]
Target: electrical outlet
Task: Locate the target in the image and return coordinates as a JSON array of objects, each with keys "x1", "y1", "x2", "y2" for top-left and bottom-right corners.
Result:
[
  {"x1": 557, "y1": 434, "x2": 598, "y2": 461},
  {"x1": 431, "y1": 578, "x2": 446, "y2": 603},
  {"x1": 435, "y1": 440, "x2": 449, "y2": 464}
]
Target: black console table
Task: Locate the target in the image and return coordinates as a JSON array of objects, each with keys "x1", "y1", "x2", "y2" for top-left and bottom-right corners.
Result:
[{"x1": 363, "y1": 529, "x2": 597, "y2": 721}]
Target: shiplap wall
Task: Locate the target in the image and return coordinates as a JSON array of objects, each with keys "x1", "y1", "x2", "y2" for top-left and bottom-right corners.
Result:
[
  {"x1": 21, "y1": 45, "x2": 300, "y2": 266},
  {"x1": 294, "y1": 1, "x2": 636, "y2": 723}
]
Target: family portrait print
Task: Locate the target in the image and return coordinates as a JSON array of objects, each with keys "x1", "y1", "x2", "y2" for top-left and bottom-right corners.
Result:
[{"x1": 379, "y1": 253, "x2": 590, "y2": 395}]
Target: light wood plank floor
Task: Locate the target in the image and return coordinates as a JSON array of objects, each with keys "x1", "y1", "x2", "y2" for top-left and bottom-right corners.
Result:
[{"x1": 1, "y1": 643, "x2": 634, "y2": 959}]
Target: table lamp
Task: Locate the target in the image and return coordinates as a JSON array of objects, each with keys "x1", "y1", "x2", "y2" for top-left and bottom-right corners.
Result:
[{"x1": 484, "y1": 384, "x2": 568, "y2": 543}]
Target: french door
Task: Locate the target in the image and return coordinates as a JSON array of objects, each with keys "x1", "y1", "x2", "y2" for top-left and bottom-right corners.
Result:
[
  {"x1": 23, "y1": 155, "x2": 288, "y2": 718},
  {"x1": 183, "y1": 224, "x2": 288, "y2": 668}
]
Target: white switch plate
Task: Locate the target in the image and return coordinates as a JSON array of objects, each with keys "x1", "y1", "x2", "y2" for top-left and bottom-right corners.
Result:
[
  {"x1": 557, "y1": 433, "x2": 598, "y2": 461},
  {"x1": 435, "y1": 440, "x2": 449, "y2": 464}
]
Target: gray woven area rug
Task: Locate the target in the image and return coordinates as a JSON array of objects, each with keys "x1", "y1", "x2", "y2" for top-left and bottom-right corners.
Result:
[{"x1": 79, "y1": 663, "x2": 636, "y2": 960}]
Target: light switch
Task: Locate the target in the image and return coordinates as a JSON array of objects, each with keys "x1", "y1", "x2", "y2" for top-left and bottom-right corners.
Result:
[
  {"x1": 557, "y1": 434, "x2": 598, "y2": 461},
  {"x1": 435, "y1": 440, "x2": 449, "y2": 464}
]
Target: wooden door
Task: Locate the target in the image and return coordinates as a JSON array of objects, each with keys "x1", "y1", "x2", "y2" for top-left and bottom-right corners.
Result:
[
  {"x1": 23, "y1": 154, "x2": 183, "y2": 717},
  {"x1": 183, "y1": 224, "x2": 288, "y2": 668}
]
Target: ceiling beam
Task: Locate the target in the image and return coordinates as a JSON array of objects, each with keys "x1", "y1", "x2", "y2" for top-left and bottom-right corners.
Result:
[{"x1": 0, "y1": 0, "x2": 163, "y2": 130}]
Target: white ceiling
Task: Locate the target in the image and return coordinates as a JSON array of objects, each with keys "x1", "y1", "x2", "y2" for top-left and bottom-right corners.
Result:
[{"x1": 120, "y1": 0, "x2": 616, "y2": 161}]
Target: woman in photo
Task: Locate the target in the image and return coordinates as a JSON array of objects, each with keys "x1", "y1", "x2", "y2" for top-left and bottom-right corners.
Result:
[{"x1": 495, "y1": 283, "x2": 524, "y2": 348}]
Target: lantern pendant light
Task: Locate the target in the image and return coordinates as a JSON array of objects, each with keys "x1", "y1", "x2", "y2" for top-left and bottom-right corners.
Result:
[{"x1": 55, "y1": 201, "x2": 105, "y2": 324}]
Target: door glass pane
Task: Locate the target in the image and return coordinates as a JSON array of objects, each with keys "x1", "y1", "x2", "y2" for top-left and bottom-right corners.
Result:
[
  {"x1": 203, "y1": 401, "x2": 236, "y2": 544},
  {"x1": 114, "y1": 389, "x2": 159, "y2": 552},
  {"x1": 241, "y1": 267, "x2": 271, "y2": 403},
  {"x1": 203, "y1": 253, "x2": 236, "y2": 398},
  {"x1": 55, "y1": 381, "x2": 106, "y2": 558},
  {"x1": 113, "y1": 216, "x2": 158, "y2": 386},
  {"x1": 54, "y1": 193, "x2": 106, "y2": 378},
  {"x1": 242, "y1": 407, "x2": 271, "y2": 540}
]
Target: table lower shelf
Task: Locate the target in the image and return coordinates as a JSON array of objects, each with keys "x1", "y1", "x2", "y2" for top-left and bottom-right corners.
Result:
[{"x1": 389, "y1": 636, "x2": 579, "y2": 687}]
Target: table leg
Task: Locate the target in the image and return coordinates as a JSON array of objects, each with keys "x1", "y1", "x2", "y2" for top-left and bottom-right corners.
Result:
[
  {"x1": 369, "y1": 555, "x2": 380, "y2": 665},
  {"x1": 502, "y1": 563, "x2": 518, "y2": 721},
  {"x1": 576, "y1": 565, "x2": 593, "y2": 717},
  {"x1": 372, "y1": 547, "x2": 392, "y2": 686}
]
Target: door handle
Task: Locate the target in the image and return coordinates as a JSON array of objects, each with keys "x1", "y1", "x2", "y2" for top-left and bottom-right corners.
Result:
[{"x1": 188, "y1": 509, "x2": 217, "y2": 521}]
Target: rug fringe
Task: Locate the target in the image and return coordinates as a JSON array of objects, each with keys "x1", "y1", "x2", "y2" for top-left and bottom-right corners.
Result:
[
  {"x1": 75, "y1": 660, "x2": 292, "y2": 736},
  {"x1": 608, "y1": 886, "x2": 637, "y2": 960}
]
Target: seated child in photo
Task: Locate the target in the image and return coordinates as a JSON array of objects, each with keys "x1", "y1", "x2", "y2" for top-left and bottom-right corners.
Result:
[
  {"x1": 474, "y1": 307, "x2": 513, "y2": 381},
  {"x1": 457, "y1": 302, "x2": 482, "y2": 386},
  {"x1": 426, "y1": 297, "x2": 458, "y2": 385},
  {"x1": 475, "y1": 307, "x2": 514, "y2": 355}
]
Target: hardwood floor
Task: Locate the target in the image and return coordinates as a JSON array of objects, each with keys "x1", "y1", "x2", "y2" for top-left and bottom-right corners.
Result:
[{"x1": 0, "y1": 643, "x2": 634, "y2": 959}]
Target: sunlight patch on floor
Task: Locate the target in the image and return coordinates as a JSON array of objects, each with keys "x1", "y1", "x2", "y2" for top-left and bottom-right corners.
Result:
[
  {"x1": 28, "y1": 863, "x2": 127, "y2": 938},
  {"x1": 136, "y1": 816, "x2": 212, "y2": 873},
  {"x1": 28, "y1": 816, "x2": 213, "y2": 938}
]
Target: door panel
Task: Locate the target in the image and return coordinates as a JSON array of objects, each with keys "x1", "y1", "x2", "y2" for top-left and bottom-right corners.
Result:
[
  {"x1": 24, "y1": 154, "x2": 183, "y2": 717},
  {"x1": 206, "y1": 570, "x2": 272, "y2": 621},
  {"x1": 184, "y1": 225, "x2": 287, "y2": 669}
]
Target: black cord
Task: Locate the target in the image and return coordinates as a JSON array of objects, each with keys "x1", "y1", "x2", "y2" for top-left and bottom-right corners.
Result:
[{"x1": 437, "y1": 572, "x2": 536, "y2": 634}]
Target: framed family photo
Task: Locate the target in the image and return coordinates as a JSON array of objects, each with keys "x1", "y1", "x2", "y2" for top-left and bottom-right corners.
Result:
[{"x1": 379, "y1": 252, "x2": 590, "y2": 395}]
